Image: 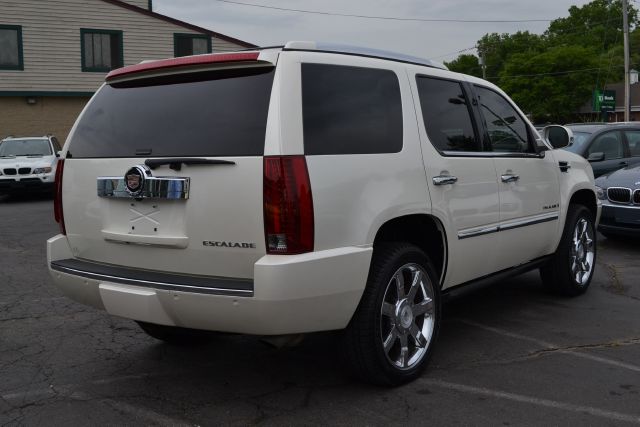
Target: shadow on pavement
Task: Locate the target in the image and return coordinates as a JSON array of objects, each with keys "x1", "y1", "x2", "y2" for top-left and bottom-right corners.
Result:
[{"x1": 0, "y1": 192, "x2": 53, "y2": 203}]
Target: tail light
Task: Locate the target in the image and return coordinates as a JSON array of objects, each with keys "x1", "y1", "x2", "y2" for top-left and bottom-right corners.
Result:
[
  {"x1": 263, "y1": 156, "x2": 314, "y2": 254},
  {"x1": 54, "y1": 159, "x2": 66, "y2": 235}
]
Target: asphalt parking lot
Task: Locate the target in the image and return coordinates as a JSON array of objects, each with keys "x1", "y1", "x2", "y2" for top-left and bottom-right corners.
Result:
[{"x1": 1, "y1": 195, "x2": 639, "y2": 426}]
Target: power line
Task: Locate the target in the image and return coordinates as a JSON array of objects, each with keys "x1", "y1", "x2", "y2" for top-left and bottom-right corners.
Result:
[
  {"x1": 429, "y1": 46, "x2": 478, "y2": 60},
  {"x1": 212, "y1": 0, "x2": 554, "y2": 23},
  {"x1": 495, "y1": 65, "x2": 624, "y2": 79}
]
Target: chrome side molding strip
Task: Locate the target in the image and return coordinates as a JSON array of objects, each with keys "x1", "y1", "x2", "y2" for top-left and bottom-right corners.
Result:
[
  {"x1": 458, "y1": 212, "x2": 559, "y2": 239},
  {"x1": 458, "y1": 225, "x2": 499, "y2": 239},
  {"x1": 97, "y1": 176, "x2": 190, "y2": 199},
  {"x1": 499, "y1": 212, "x2": 559, "y2": 232}
]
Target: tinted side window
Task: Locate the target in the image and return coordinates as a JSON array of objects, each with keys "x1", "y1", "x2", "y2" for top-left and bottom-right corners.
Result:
[
  {"x1": 416, "y1": 77, "x2": 479, "y2": 152},
  {"x1": 588, "y1": 131, "x2": 624, "y2": 160},
  {"x1": 302, "y1": 64, "x2": 402, "y2": 155},
  {"x1": 475, "y1": 86, "x2": 532, "y2": 153},
  {"x1": 624, "y1": 130, "x2": 640, "y2": 156}
]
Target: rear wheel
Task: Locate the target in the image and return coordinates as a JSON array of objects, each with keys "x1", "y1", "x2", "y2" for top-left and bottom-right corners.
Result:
[
  {"x1": 343, "y1": 243, "x2": 440, "y2": 386},
  {"x1": 540, "y1": 204, "x2": 596, "y2": 296},
  {"x1": 136, "y1": 321, "x2": 213, "y2": 346}
]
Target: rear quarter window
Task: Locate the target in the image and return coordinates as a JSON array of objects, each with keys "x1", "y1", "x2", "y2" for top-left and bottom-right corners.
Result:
[{"x1": 302, "y1": 63, "x2": 403, "y2": 155}]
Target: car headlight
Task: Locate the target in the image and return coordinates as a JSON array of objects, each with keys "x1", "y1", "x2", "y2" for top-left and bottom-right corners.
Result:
[
  {"x1": 32, "y1": 167, "x2": 52, "y2": 174},
  {"x1": 595, "y1": 185, "x2": 606, "y2": 200}
]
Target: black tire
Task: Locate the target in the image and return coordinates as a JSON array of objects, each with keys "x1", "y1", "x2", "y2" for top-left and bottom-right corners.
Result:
[
  {"x1": 540, "y1": 204, "x2": 596, "y2": 296},
  {"x1": 136, "y1": 321, "x2": 213, "y2": 346},
  {"x1": 343, "y1": 243, "x2": 441, "y2": 386}
]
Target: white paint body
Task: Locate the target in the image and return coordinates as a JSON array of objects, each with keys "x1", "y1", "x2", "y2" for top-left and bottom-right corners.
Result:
[{"x1": 47, "y1": 47, "x2": 600, "y2": 335}]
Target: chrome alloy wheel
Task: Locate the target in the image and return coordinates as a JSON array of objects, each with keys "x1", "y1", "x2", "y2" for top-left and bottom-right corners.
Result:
[
  {"x1": 571, "y1": 218, "x2": 594, "y2": 285},
  {"x1": 380, "y1": 263, "x2": 435, "y2": 370}
]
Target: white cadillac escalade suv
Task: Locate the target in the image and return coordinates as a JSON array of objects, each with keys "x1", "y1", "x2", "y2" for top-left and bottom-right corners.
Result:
[{"x1": 48, "y1": 42, "x2": 600, "y2": 385}]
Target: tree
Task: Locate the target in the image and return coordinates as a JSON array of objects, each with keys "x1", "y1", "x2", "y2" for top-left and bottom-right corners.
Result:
[
  {"x1": 476, "y1": 31, "x2": 546, "y2": 82},
  {"x1": 444, "y1": 0, "x2": 640, "y2": 120},
  {"x1": 498, "y1": 45, "x2": 601, "y2": 122},
  {"x1": 546, "y1": 0, "x2": 637, "y2": 50},
  {"x1": 444, "y1": 54, "x2": 482, "y2": 77}
]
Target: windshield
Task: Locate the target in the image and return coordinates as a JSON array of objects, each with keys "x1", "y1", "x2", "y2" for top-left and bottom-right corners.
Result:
[
  {"x1": 67, "y1": 67, "x2": 275, "y2": 158},
  {"x1": 0, "y1": 139, "x2": 52, "y2": 157},
  {"x1": 563, "y1": 131, "x2": 591, "y2": 153}
]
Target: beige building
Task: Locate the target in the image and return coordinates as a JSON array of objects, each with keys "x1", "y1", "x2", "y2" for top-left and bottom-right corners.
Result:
[{"x1": 0, "y1": 0, "x2": 254, "y2": 142}]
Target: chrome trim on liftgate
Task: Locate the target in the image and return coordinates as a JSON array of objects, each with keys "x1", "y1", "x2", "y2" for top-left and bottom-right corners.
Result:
[
  {"x1": 97, "y1": 176, "x2": 190, "y2": 199},
  {"x1": 458, "y1": 212, "x2": 559, "y2": 239}
]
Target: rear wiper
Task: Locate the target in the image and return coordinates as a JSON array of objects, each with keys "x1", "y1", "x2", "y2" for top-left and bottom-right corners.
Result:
[{"x1": 145, "y1": 158, "x2": 236, "y2": 171}]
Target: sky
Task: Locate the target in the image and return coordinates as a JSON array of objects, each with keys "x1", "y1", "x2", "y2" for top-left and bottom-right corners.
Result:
[{"x1": 153, "y1": 0, "x2": 594, "y2": 63}]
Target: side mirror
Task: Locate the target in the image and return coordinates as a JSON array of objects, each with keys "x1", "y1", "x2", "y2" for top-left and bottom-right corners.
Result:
[
  {"x1": 587, "y1": 152, "x2": 605, "y2": 162},
  {"x1": 56, "y1": 151, "x2": 61, "y2": 158},
  {"x1": 542, "y1": 125, "x2": 573, "y2": 149}
]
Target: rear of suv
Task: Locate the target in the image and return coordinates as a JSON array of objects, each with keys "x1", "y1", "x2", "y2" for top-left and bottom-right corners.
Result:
[{"x1": 48, "y1": 42, "x2": 600, "y2": 385}]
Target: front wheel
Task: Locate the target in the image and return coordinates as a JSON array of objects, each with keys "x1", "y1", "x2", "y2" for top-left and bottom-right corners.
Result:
[
  {"x1": 343, "y1": 243, "x2": 441, "y2": 386},
  {"x1": 540, "y1": 204, "x2": 596, "y2": 296}
]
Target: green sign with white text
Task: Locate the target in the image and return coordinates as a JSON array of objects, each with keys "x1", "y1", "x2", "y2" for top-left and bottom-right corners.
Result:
[{"x1": 593, "y1": 90, "x2": 616, "y2": 112}]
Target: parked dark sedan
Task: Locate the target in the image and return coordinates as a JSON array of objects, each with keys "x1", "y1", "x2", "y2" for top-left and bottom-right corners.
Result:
[
  {"x1": 564, "y1": 124, "x2": 640, "y2": 177},
  {"x1": 594, "y1": 164, "x2": 640, "y2": 238}
]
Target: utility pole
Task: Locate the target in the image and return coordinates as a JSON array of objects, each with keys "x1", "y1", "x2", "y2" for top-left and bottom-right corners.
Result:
[
  {"x1": 479, "y1": 53, "x2": 487, "y2": 80},
  {"x1": 623, "y1": 0, "x2": 630, "y2": 121}
]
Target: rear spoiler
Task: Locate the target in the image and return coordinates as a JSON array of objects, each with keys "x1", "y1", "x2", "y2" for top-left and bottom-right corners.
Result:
[{"x1": 105, "y1": 52, "x2": 272, "y2": 83}]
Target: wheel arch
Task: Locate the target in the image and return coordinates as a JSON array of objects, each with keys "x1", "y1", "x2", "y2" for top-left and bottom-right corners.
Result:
[
  {"x1": 372, "y1": 214, "x2": 448, "y2": 286},
  {"x1": 569, "y1": 188, "x2": 598, "y2": 220}
]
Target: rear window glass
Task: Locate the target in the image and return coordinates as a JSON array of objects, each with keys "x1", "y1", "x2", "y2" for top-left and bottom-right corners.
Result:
[
  {"x1": 302, "y1": 63, "x2": 402, "y2": 155},
  {"x1": 67, "y1": 67, "x2": 275, "y2": 158}
]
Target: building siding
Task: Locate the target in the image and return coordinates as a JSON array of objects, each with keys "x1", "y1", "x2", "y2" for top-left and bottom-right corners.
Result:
[
  {"x1": 0, "y1": 96, "x2": 90, "y2": 142},
  {"x1": 0, "y1": 0, "x2": 248, "y2": 93},
  {"x1": 120, "y1": 0, "x2": 149, "y2": 10}
]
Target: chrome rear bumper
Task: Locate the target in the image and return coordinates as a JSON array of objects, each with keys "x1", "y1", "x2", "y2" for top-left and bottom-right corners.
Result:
[{"x1": 50, "y1": 258, "x2": 253, "y2": 297}]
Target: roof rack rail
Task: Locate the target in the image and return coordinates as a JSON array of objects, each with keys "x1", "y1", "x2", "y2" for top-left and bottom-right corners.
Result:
[{"x1": 282, "y1": 41, "x2": 448, "y2": 70}]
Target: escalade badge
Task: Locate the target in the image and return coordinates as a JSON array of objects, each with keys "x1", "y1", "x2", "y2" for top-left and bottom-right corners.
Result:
[{"x1": 124, "y1": 165, "x2": 149, "y2": 196}]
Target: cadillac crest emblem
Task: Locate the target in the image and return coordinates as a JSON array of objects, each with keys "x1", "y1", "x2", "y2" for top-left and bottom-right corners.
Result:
[{"x1": 124, "y1": 165, "x2": 149, "y2": 196}]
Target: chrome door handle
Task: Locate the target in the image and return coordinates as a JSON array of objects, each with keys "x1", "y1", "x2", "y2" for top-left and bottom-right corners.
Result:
[
  {"x1": 433, "y1": 175, "x2": 458, "y2": 186},
  {"x1": 501, "y1": 174, "x2": 520, "y2": 183}
]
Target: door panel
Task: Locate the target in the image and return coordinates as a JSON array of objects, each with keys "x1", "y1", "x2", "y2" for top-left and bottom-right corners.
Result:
[
  {"x1": 493, "y1": 155, "x2": 561, "y2": 270},
  {"x1": 473, "y1": 85, "x2": 560, "y2": 270},
  {"x1": 426, "y1": 157, "x2": 502, "y2": 285},
  {"x1": 411, "y1": 73, "x2": 502, "y2": 286}
]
